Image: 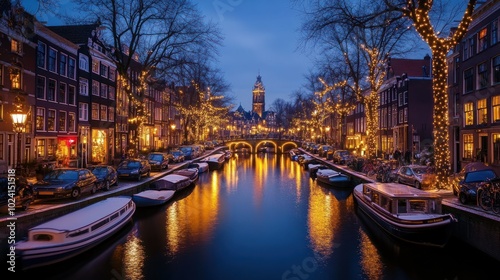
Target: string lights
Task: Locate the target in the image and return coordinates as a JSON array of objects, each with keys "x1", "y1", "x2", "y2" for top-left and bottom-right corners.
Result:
[{"x1": 400, "y1": 0, "x2": 476, "y2": 189}]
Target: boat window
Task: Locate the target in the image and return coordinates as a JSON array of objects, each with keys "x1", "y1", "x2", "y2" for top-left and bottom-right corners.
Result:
[
  {"x1": 380, "y1": 195, "x2": 392, "y2": 212},
  {"x1": 371, "y1": 192, "x2": 379, "y2": 203},
  {"x1": 110, "y1": 212, "x2": 119, "y2": 221},
  {"x1": 91, "y1": 218, "x2": 110, "y2": 231},
  {"x1": 33, "y1": 234, "x2": 53, "y2": 241},
  {"x1": 363, "y1": 185, "x2": 371, "y2": 196},
  {"x1": 409, "y1": 200, "x2": 427, "y2": 213},
  {"x1": 120, "y1": 208, "x2": 126, "y2": 215},
  {"x1": 68, "y1": 228, "x2": 89, "y2": 238},
  {"x1": 398, "y1": 199, "x2": 407, "y2": 214}
]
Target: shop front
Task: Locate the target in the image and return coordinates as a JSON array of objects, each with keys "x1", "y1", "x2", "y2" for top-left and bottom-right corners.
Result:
[
  {"x1": 56, "y1": 136, "x2": 77, "y2": 167},
  {"x1": 91, "y1": 128, "x2": 108, "y2": 165}
]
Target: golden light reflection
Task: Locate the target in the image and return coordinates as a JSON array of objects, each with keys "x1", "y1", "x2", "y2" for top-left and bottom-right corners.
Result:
[
  {"x1": 307, "y1": 184, "x2": 340, "y2": 259},
  {"x1": 253, "y1": 154, "x2": 269, "y2": 206},
  {"x1": 359, "y1": 229, "x2": 383, "y2": 280},
  {"x1": 288, "y1": 157, "x2": 303, "y2": 203},
  {"x1": 123, "y1": 234, "x2": 145, "y2": 280},
  {"x1": 222, "y1": 158, "x2": 239, "y2": 192},
  {"x1": 165, "y1": 177, "x2": 220, "y2": 255}
]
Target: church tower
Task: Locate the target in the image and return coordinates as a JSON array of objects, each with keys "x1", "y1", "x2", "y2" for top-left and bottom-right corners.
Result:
[{"x1": 252, "y1": 74, "x2": 265, "y2": 117}]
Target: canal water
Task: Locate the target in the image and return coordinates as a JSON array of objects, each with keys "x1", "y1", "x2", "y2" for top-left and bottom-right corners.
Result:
[{"x1": 20, "y1": 153, "x2": 498, "y2": 279}]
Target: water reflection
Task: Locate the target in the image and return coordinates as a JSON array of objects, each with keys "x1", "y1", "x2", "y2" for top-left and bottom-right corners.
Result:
[
  {"x1": 123, "y1": 234, "x2": 145, "y2": 280},
  {"x1": 358, "y1": 229, "x2": 383, "y2": 280}
]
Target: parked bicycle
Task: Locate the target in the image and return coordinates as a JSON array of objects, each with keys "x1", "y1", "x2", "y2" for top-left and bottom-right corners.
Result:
[{"x1": 478, "y1": 178, "x2": 500, "y2": 214}]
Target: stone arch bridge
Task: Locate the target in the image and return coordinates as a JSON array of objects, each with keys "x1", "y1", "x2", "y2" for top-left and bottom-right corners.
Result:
[{"x1": 224, "y1": 138, "x2": 300, "y2": 154}]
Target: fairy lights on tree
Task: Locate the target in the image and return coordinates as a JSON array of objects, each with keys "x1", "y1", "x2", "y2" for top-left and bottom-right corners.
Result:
[{"x1": 392, "y1": 0, "x2": 477, "y2": 189}]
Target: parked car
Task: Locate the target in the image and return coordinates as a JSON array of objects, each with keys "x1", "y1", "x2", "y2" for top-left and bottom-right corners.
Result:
[
  {"x1": 396, "y1": 165, "x2": 436, "y2": 189},
  {"x1": 180, "y1": 146, "x2": 197, "y2": 160},
  {"x1": 88, "y1": 165, "x2": 118, "y2": 191},
  {"x1": 455, "y1": 168, "x2": 497, "y2": 205},
  {"x1": 0, "y1": 175, "x2": 34, "y2": 212},
  {"x1": 117, "y1": 159, "x2": 151, "y2": 181},
  {"x1": 147, "y1": 152, "x2": 170, "y2": 171},
  {"x1": 33, "y1": 168, "x2": 98, "y2": 199},
  {"x1": 170, "y1": 150, "x2": 185, "y2": 163},
  {"x1": 318, "y1": 145, "x2": 333, "y2": 158},
  {"x1": 450, "y1": 162, "x2": 492, "y2": 196},
  {"x1": 204, "y1": 141, "x2": 215, "y2": 150},
  {"x1": 332, "y1": 150, "x2": 352, "y2": 164}
]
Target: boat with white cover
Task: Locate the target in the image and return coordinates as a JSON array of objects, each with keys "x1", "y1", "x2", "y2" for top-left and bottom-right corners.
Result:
[
  {"x1": 150, "y1": 174, "x2": 192, "y2": 191},
  {"x1": 200, "y1": 153, "x2": 226, "y2": 170},
  {"x1": 188, "y1": 162, "x2": 209, "y2": 173},
  {"x1": 16, "y1": 196, "x2": 135, "y2": 270},
  {"x1": 132, "y1": 189, "x2": 175, "y2": 207},
  {"x1": 315, "y1": 169, "x2": 350, "y2": 187}
]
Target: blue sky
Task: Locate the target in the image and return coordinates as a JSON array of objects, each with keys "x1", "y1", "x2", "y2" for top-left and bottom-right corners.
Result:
[{"x1": 194, "y1": 0, "x2": 313, "y2": 111}]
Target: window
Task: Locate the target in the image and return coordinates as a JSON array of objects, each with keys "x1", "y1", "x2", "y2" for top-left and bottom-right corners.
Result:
[
  {"x1": 493, "y1": 96, "x2": 500, "y2": 122},
  {"x1": 59, "y1": 54, "x2": 67, "y2": 76},
  {"x1": 68, "y1": 85, "x2": 76, "y2": 105},
  {"x1": 92, "y1": 80, "x2": 99, "y2": 96},
  {"x1": 109, "y1": 86, "x2": 115, "y2": 100},
  {"x1": 36, "y1": 76, "x2": 45, "y2": 99},
  {"x1": 68, "y1": 113, "x2": 75, "y2": 132},
  {"x1": 100, "y1": 105, "x2": 107, "y2": 120},
  {"x1": 469, "y1": 37, "x2": 475, "y2": 58},
  {"x1": 100, "y1": 63, "x2": 108, "y2": 78},
  {"x1": 403, "y1": 107, "x2": 408, "y2": 123},
  {"x1": 37, "y1": 139, "x2": 45, "y2": 157},
  {"x1": 100, "y1": 83, "x2": 107, "y2": 98},
  {"x1": 59, "y1": 111, "x2": 66, "y2": 131},
  {"x1": 47, "y1": 110, "x2": 56, "y2": 131},
  {"x1": 494, "y1": 56, "x2": 500, "y2": 85},
  {"x1": 79, "y1": 78, "x2": 88, "y2": 96},
  {"x1": 48, "y1": 48, "x2": 57, "y2": 72},
  {"x1": 92, "y1": 103, "x2": 99, "y2": 120},
  {"x1": 478, "y1": 27, "x2": 488, "y2": 52},
  {"x1": 47, "y1": 79, "x2": 56, "y2": 101},
  {"x1": 398, "y1": 92, "x2": 403, "y2": 106},
  {"x1": 478, "y1": 62, "x2": 488, "y2": 89},
  {"x1": 10, "y1": 68, "x2": 21, "y2": 89},
  {"x1": 79, "y1": 103, "x2": 88, "y2": 121},
  {"x1": 37, "y1": 42, "x2": 46, "y2": 68},
  {"x1": 36, "y1": 108, "x2": 45, "y2": 130},
  {"x1": 477, "y1": 99, "x2": 487, "y2": 124},
  {"x1": 68, "y1": 57, "x2": 76, "y2": 79},
  {"x1": 464, "y1": 134, "x2": 474, "y2": 159},
  {"x1": 108, "y1": 107, "x2": 115, "y2": 122},
  {"x1": 79, "y1": 54, "x2": 89, "y2": 71},
  {"x1": 92, "y1": 60, "x2": 99, "y2": 74},
  {"x1": 59, "y1": 82, "x2": 67, "y2": 104},
  {"x1": 463, "y1": 40, "x2": 469, "y2": 60},
  {"x1": 493, "y1": 18, "x2": 499, "y2": 45},
  {"x1": 464, "y1": 102, "x2": 474, "y2": 125},
  {"x1": 11, "y1": 39, "x2": 22, "y2": 54},
  {"x1": 109, "y1": 68, "x2": 116, "y2": 81},
  {"x1": 464, "y1": 68, "x2": 474, "y2": 93},
  {"x1": 399, "y1": 109, "x2": 403, "y2": 124}
]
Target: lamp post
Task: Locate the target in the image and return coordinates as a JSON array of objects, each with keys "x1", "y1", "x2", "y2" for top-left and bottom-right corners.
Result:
[
  {"x1": 11, "y1": 96, "x2": 27, "y2": 173},
  {"x1": 170, "y1": 124, "x2": 176, "y2": 147}
]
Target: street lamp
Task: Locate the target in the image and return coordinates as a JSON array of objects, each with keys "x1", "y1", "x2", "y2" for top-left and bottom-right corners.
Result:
[
  {"x1": 11, "y1": 96, "x2": 27, "y2": 173},
  {"x1": 170, "y1": 123, "x2": 176, "y2": 146}
]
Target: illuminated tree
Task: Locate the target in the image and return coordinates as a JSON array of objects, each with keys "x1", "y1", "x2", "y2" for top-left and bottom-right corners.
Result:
[{"x1": 383, "y1": 0, "x2": 477, "y2": 189}]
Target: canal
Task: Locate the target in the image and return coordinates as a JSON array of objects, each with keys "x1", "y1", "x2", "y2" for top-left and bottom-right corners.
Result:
[{"x1": 20, "y1": 153, "x2": 498, "y2": 279}]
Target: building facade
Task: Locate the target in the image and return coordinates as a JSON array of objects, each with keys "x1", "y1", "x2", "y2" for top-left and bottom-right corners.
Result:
[{"x1": 448, "y1": 0, "x2": 500, "y2": 172}]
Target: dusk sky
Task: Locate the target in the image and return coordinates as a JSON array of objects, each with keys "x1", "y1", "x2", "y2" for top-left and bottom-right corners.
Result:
[{"x1": 193, "y1": 0, "x2": 313, "y2": 111}]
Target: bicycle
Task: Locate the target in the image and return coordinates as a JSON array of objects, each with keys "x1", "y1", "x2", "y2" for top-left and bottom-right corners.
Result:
[{"x1": 478, "y1": 178, "x2": 500, "y2": 214}]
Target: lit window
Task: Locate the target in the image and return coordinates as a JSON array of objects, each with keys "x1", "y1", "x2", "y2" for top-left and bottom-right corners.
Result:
[
  {"x1": 59, "y1": 111, "x2": 66, "y2": 131},
  {"x1": 100, "y1": 105, "x2": 107, "y2": 121},
  {"x1": 463, "y1": 134, "x2": 474, "y2": 159},
  {"x1": 477, "y1": 99, "x2": 487, "y2": 124},
  {"x1": 464, "y1": 102, "x2": 474, "y2": 126},
  {"x1": 92, "y1": 103, "x2": 99, "y2": 120},
  {"x1": 92, "y1": 80, "x2": 99, "y2": 96},
  {"x1": 9, "y1": 68, "x2": 21, "y2": 89},
  {"x1": 11, "y1": 39, "x2": 22, "y2": 54},
  {"x1": 92, "y1": 60, "x2": 99, "y2": 73},
  {"x1": 478, "y1": 27, "x2": 488, "y2": 52},
  {"x1": 492, "y1": 96, "x2": 500, "y2": 122},
  {"x1": 36, "y1": 108, "x2": 45, "y2": 131}
]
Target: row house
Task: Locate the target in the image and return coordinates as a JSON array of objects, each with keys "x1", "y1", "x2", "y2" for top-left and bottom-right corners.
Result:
[
  {"x1": 448, "y1": 0, "x2": 500, "y2": 172},
  {"x1": 34, "y1": 22, "x2": 78, "y2": 167},
  {"x1": 48, "y1": 24, "x2": 117, "y2": 167},
  {"x1": 346, "y1": 55, "x2": 434, "y2": 159},
  {"x1": 0, "y1": 10, "x2": 36, "y2": 172}
]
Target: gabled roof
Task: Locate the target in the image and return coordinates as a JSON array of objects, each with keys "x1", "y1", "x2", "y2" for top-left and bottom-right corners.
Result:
[{"x1": 47, "y1": 24, "x2": 99, "y2": 45}]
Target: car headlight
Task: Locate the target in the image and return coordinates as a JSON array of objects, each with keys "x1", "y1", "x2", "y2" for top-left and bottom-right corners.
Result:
[{"x1": 131, "y1": 170, "x2": 139, "y2": 174}]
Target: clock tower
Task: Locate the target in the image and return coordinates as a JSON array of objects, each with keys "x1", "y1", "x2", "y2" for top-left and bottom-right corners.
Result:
[{"x1": 252, "y1": 74, "x2": 265, "y2": 118}]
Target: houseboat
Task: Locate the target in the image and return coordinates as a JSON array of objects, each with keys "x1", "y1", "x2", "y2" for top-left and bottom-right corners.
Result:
[
  {"x1": 150, "y1": 174, "x2": 192, "y2": 191},
  {"x1": 16, "y1": 196, "x2": 135, "y2": 270},
  {"x1": 353, "y1": 182, "x2": 457, "y2": 247}
]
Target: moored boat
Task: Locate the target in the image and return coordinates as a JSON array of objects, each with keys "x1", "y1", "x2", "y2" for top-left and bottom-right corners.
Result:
[
  {"x1": 315, "y1": 169, "x2": 350, "y2": 187},
  {"x1": 16, "y1": 196, "x2": 135, "y2": 270},
  {"x1": 150, "y1": 174, "x2": 192, "y2": 191},
  {"x1": 132, "y1": 189, "x2": 175, "y2": 207},
  {"x1": 173, "y1": 168, "x2": 199, "y2": 184},
  {"x1": 201, "y1": 153, "x2": 226, "y2": 170},
  {"x1": 353, "y1": 182, "x2": 457, "y2": 247},
  {"x1": 187, "y1": 162, "x2": 209, "y2": 173},
  {"x1": 308, "y1": 163, "x2": 328, "y2": 179}
]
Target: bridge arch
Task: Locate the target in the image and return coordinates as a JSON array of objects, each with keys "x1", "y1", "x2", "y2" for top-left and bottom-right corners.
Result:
[{"x1": 225, "y1": 139, "x2": 300, "y2": 154}]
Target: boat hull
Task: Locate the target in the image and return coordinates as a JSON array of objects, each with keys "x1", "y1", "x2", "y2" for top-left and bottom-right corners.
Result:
[
  {"x1": 353, "y1": 187, "x2": 454, "y2": 247},
  {"x1": 132, "y1": 190, "x2": 175, "y2": 207},
  {"x1": 16, "y1": 197, "x2": 135, "y2": 270}
]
